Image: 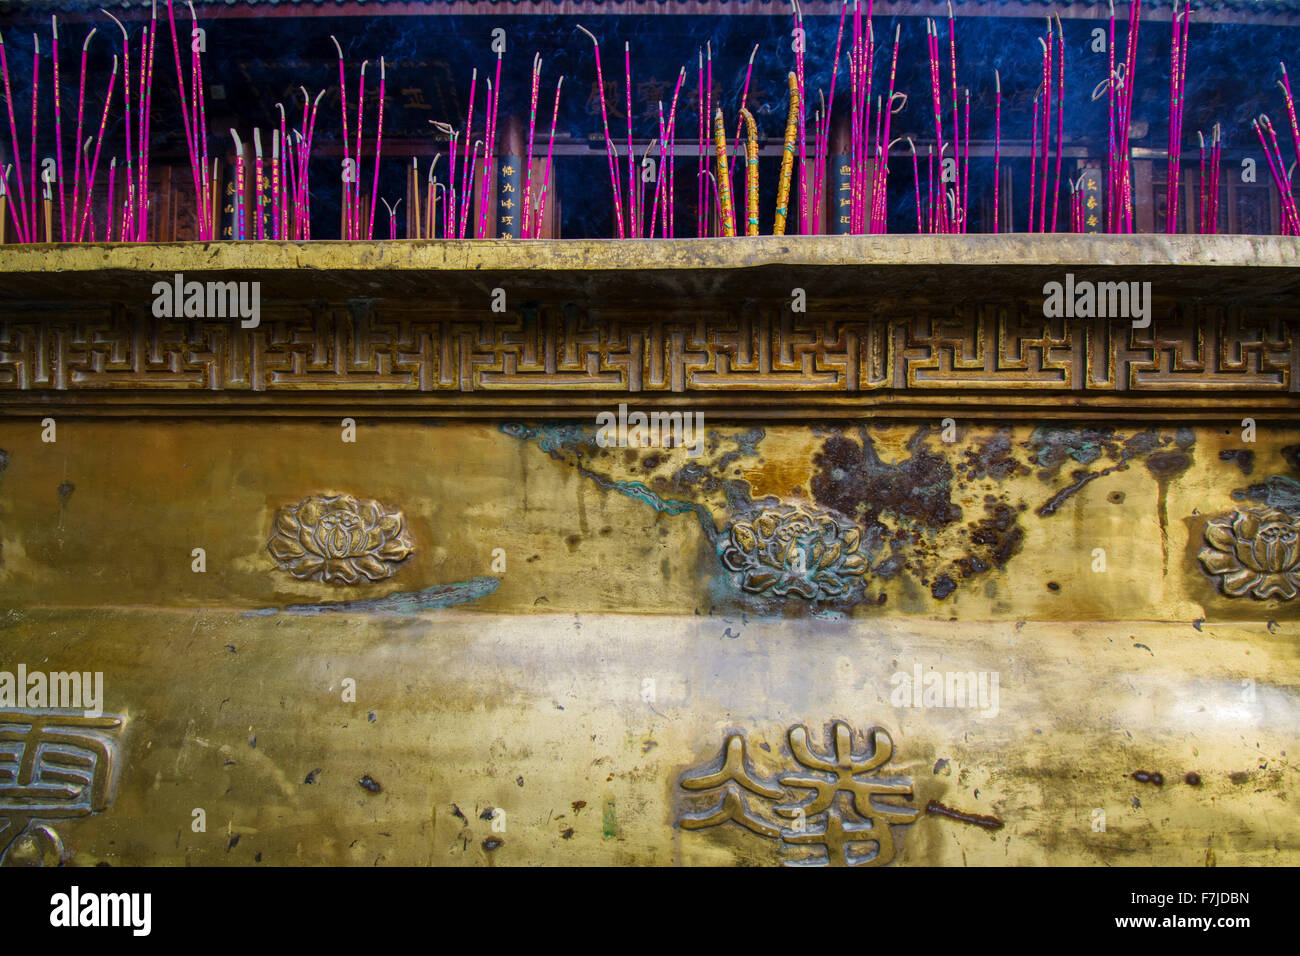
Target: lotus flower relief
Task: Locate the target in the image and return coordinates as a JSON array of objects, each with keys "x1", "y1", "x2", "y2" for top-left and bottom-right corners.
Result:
[
  {"x1": 719, "y1": 504, "x2": 868, "y2": 600},
  {"x1": 267, "y1": 494, "x2": 414, "y2": 584},
  {"x1": 1198, "y1": 507, "x2": 1300, "y2": 600}
]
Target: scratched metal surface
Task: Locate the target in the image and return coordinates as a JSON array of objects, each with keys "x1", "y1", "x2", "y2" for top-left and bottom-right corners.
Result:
[{"x1": 0, "y1": 419, "x2": 1296, "y2": 865}]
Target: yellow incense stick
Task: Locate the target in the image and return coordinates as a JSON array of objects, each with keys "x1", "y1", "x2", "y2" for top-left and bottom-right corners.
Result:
[
  {"x1": 740, "y1": 107, "x2": 759, "y2": 236},
  {"x1": 713, "y1": 108, "x2": 736, "y2": 238},
  {"x1": 774, "y1": 73, "x2": 798, "y2": 236}
]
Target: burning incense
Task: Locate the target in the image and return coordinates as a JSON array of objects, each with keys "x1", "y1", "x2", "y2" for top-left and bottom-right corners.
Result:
[
  {"x1": 740, "y1": 107, "x2": 759, "y2": 236},
  {"x1": 0, "y1": 164, "x2": 8, "y2": 244},
  {"x1": 713, "y1": 109, "x2": 735, "y2": 238},
  {"x1": 576, "y1": 24, "x2": 624, "y2": 239},
  {"x1": 774, "y1": 72, "x2": 798, "y2": 236}
]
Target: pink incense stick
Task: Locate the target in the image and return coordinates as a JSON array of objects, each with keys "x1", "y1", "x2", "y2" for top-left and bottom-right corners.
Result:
[
  {"x1": 480, "y1": 53, "x2": 500, "y2": 239},
  {"x1": 696, "y1": 48, "x2": 703, "y2": 237},
  {"x1": 625, "y1": 42, "x2": 636, "y2": 237},
  {"x1": 947, "y1": 2, "x2": 959, "y2": 221},
  {"x1": 478, "y1": 51, "x2": 496, "y2": 240},
  {"x1": 1280, "y1": 63, "x2": 1300, "y2": 178},
  {"x1": 165, "y1": 1, "x2": 201, "y2": 232},
  {"x1": 706, "y1": 40, "x2": 713, "y2": 234},
  {"x1": 353, "y1": 60, "x2": 367, "y2": 239},
  {"x1": 254, "y1": 127, "x2": 264, "y2": 240},
  {"x1": 667, "y1": 66, "x2": 684, "y2": 238},
  {"x1": 536, "y1": 76, "x2": 563, "y2": 239},
  {"x1": 460, "y1": 140, "x2": 480, "y2": 238},
  {"x1": 815, "y1": 1, "x2": 848, "y2": 223},
  {"x1": 77, "y1": 54, "x2": 116, "y2": 243},
  {"x1": 908, "y1": 138, "x2": 921, "y2": 233},
  {"x1": 139, "y1": 1, "x2": 156, "y2": 242},
  {"x1": 576, "y1": 25, "x2": 624, "y2": 238},
  {"x1": 189, "y1": 2, "x2": 210, "y2": 239},
  {"x1": 1051, "y1": 15, "x2": 1064, "y2": 233},
  {"x1": 27, "y1": 33, "x2": 38, "y2": 238},
  {"x1": 791, "y1": 2, "x2": 807, "y2": 234},
  {"x1": 0, "y1": 30, "x2": 32, "y2": 241},
  {"x1": 106, "y1": 156, "x2": 115, "y2": 241},
  {"x1": 460, "y1": 67, "x2": 476, "y2": 238},
  {"x1": 52, "y1": 17, "x2": 67, "y2": 241},
  {"x1": 368, "y1": 57, "x2": 385, "y2": 241},
  {"x1": 1028, "y1": 48, "x2": 1041, "y2": 234},
  {"x1": 523, "y1": 54, "x2": 541, "y2": 239},
  {"x1": 1107, "y1": 0, "x2": 1117, "y2": 230},
  {"x1": 331, "y1": 36, "x2": 352, "y2": 240},
  {"x1": 1038, "y1": 21, "x2": 1052, "y2": 233},
  {"x1": 727, "y1": 43, "x2": 759, "y2": 236},
  {"x1": 70, "y1": 28, "x2": 94, "y2": 244},
  {"x1": 993, "y1": 69, "x2": 1001, "y2": 233},
  {"x1": 106, "y1": 12, "x2": 135, "y2": 236}
]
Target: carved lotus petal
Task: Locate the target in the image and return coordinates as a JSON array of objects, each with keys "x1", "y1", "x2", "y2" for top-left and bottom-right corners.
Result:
[
  {"x1": 1199, "y1": 507, "x2": 1300, "y2": 601},
  {"x1": 268, "y1": 494, "x2": 414, "y2": 585},
  {"x1": 719, "y1": 502, "x2": 869, "y2": 602}
]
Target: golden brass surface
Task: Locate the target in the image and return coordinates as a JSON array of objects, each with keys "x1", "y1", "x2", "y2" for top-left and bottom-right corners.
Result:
[{"x1": 1, "y1": 237, "x2": 1297, "y2": 866}]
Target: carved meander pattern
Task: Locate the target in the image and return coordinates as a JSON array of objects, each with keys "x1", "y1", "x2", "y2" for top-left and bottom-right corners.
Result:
[{"x1": 1, "y1": 309, "x2": 1295, "y2": 392}]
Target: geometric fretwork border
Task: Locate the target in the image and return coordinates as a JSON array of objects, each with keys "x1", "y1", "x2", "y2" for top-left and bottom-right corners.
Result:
[{"x1": 2, "y1": 307, "x2": 1296, "y2": 393}]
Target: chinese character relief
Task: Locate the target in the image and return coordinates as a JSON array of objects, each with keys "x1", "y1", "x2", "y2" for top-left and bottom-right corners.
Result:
[
  {"x1": 1199, "y1": 508, "x2": 1300, "y2": 600},
  {"x1": 677, "y1": 722, "x2": 918, "y2": 867},
  {"x1": 719, "y1": 504, "x2": 868, "y2": 600},
  {"x1": 0, "y1": 712, "x2": 125, "y2": 867},
  {"x1": 267, "y1": 495, "x2": 414, "y2": 585}
]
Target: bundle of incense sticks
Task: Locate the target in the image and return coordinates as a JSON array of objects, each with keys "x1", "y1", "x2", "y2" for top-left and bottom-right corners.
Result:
[
  {"x1": 1165, "y1": 1, "x2": 1191, "y2": 233},
  {"x1": 1027, "y1": 18, "x2": 1064, "y2": 233},
  {"x1": 1108, "y1": 0, "x2": 1142, "y2": 233},
  {"x1": 1277, "y1": 62, "x2": 1300, "y2": 232},
  {"x1": 165, "y1": 1, "x2": 215, "y2": 240},
  {"x1": 1253, "y1": 114, "x2": 1300, "y2": 234}
]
